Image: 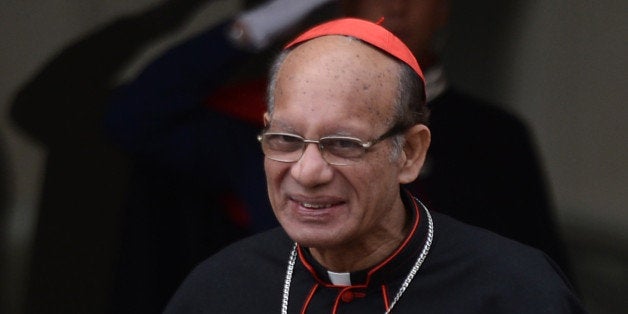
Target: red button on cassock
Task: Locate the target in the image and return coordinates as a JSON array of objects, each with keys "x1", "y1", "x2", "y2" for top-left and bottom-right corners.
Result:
[{"x1": 341, "y1": 291, "x2": 354, "y2": 303}]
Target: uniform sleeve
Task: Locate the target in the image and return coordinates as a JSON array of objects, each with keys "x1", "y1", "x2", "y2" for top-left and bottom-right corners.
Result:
[
  {"x1": 104, "y1": 20, "x2": 255, "y2": 175},
  {"x1": 103, "y1": 21, "x2": 275, "y2": 230}
]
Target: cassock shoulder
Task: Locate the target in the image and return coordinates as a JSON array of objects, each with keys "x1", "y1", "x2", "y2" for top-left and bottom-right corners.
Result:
[
  {"x1": 422, "y1": 212, "x2": 586, "y2": 313},
  {"x1": 164, "y1": 227, "x2": 293, "y2": 313}
]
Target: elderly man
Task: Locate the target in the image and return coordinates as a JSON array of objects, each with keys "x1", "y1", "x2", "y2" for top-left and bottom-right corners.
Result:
[{"x1": 164, "y1": 18, "x2": 585, "y2": 313}]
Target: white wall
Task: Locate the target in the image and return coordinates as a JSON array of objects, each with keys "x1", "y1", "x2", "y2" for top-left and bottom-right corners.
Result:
[
  {"x1": 516, "y1": 4, "x2": 627, "y2": 312},
  {"x1": 512, "y1": 1, "x2": 627, "y2": 241},
  {"x1": 445, "y1": 0, "x2": 627, "y2": 239},
  {"x1": 445, "y1": 2, "x2": 627, "y2": 311}
]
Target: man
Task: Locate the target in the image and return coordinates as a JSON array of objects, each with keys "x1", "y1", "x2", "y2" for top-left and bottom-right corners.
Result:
[
  {"x1": 164, "y1": 18, "x2": 586, "y2": 313},
  {"x1": 342, "y1": 0, "x2": 572, "y2": 276}
]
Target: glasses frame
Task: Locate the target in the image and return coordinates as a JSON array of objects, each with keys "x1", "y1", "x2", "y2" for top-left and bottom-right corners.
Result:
[{"x1": 257, "y1": 123, "x2": 406, "y2": 166}]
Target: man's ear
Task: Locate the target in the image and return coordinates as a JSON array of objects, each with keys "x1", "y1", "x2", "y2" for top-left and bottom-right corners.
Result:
[
  {"x1": 398, "y1": 124, "x2": 431, "y2": 184},
  {"x1": 263, "y1": 112, "x2": 270, "y2": 127}
]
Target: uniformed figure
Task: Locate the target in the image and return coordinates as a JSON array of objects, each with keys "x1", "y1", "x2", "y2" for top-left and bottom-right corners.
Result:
[{"x1": 164, "y1": 18, "x2": 586, "y2": 314}]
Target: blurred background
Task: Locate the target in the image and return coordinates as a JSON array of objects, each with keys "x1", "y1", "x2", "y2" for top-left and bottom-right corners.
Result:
[{"x1": 0, "y1": 0, "x2": 625, "y2": 313}]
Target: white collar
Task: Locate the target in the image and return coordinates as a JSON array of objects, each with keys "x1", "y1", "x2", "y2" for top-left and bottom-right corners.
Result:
[{"x1": 327, "y1": 270, "x2": 352, "y2": 286}]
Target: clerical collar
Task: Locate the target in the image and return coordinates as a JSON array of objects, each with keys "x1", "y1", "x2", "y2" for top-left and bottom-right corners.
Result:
[
  {"x1": 296, "y1": 191, "x2": 430, "y2": 288},
  {"x1": 425, "y1": 64, "x2": 448, "y2": 103},
  {"x1": 327, "y1": 270, "x2": 352, "y2": 286}
]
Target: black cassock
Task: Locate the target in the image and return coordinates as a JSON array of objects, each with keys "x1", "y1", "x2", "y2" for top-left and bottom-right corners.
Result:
[{"x1": 165, "y1": 192, "x2": 586, "y2": 313}]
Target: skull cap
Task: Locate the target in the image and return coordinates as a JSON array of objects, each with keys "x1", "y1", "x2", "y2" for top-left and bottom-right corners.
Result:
[{"x1": 285, "y1": 17, "x2": 425, "y2": 101}]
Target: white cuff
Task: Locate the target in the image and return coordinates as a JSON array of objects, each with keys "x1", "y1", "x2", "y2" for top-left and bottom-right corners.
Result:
[{"x1": 236, "y1": 0, "x2": 334, "y2": 51}]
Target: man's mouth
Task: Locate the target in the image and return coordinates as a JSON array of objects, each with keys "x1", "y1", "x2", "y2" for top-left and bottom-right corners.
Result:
[{"x1": 300, "y1": 202, "x2": 334, "y2": 209}]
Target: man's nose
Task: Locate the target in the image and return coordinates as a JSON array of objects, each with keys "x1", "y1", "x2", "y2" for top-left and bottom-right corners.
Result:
[{"x1": 290, "y1": 143, "x2": 333, "y2": 187}]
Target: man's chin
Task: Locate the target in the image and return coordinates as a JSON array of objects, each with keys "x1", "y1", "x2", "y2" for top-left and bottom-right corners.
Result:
[{"x1": 283, "y1": 225, "x2": 343, "y2": 248}]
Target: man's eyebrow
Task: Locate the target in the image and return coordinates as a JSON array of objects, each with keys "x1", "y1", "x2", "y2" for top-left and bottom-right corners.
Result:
[
  {"x1": 268, "y1": 117, "x2": 372, "y2": 136},
  {"x1": 329, "y1": 129, "x2": 358, "y2": 137},
  {"x1": 267, "y1": 120, "x2": 297, "y2": 132}
]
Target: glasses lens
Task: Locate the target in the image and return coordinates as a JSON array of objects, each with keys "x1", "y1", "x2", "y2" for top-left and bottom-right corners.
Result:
[
  {"x1": 261, "y1": 133, "x2": 304, "y2": 162},
  {"x1": 320, "y1": 137, "x2": 365, "y2": 163}
]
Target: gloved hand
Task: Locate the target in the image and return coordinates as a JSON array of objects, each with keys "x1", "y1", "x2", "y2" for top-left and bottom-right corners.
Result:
[{"x1": 232, "y1": 0, "x2": 335, "y2": 51}]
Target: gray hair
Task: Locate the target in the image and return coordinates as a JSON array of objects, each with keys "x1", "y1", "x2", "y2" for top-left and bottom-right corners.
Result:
[{"x1": 388, "y1": 62, "x2": 429, "y2": 160}]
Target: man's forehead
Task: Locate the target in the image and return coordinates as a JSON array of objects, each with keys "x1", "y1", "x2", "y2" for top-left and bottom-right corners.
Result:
[
  {"x1": 273, "y1": 36, "x2": 399, "y2": 125},
  {"x1": 277, "y1": 36, "x2": 399, "y2": 95},
  {"x1": 281, "y1": 35, "x2": 396, "y2": 72}
]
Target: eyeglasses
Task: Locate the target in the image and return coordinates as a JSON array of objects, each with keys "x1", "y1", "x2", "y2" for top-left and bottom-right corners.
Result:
[{"x1": 257, "y1": 125, "x2": 404, "y2": 166}]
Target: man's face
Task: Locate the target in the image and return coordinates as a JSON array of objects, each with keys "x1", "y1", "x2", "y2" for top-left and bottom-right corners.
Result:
[
  {"x1": 341, "y1": 0, "x2": 449, "y2": 61},
  {"x1": 264, "y1": 36, "x2": 409, "y2": 251}
]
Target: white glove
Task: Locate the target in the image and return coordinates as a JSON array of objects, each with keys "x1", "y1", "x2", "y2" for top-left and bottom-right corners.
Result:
[{"x1": 235, "y1": 0, "x2": 335, "y2": 51}]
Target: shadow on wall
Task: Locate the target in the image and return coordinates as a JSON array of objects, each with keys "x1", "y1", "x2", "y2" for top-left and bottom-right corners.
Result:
[
  {"x1": 0, "y1": 129, "x2": 10, "y2": 314},
  {"x1": 8, "y1": 0, "x2": 212, "y2": 313}
]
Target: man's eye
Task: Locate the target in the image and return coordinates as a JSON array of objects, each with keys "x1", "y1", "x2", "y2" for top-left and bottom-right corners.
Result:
[
  {"x1": 276, "y1": 135, "x2": 301, "y2": 143},
  {"x1": 266, "y1": 134, "x2": 302, "y2": 151},
  {"x1": 325, "y1": 138, "x2": 362, "y2": 152}
]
